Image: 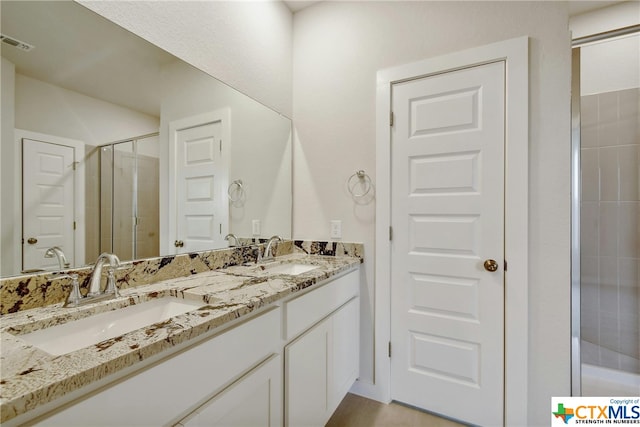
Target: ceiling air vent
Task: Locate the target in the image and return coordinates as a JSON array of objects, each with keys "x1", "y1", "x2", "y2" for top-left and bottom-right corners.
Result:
[{"x1": 0, "y1": 33, "x2": 35, "y2": 52}]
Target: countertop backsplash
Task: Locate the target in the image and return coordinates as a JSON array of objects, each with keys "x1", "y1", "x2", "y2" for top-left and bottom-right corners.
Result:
[{"x1": 0, "y1": 240, "x2": 363, "y2": 315}]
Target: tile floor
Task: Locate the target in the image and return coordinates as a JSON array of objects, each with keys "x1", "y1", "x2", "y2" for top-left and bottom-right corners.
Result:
[{"x1": 326, "y1": 393, "x2": 468, "y2": 427}]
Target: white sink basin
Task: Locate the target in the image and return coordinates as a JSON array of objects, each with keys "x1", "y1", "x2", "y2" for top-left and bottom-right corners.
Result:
[
  {"x1": 17, "y1": 297, "x2": 205, "y2": 356},
  {"x1": 261, "y1": 263, "x2": 319, "y2": 276}
]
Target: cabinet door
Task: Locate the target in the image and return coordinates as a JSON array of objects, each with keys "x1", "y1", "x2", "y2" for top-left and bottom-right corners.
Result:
[
  {"x1": 329, "y1": 297, "x2": 359, "y2": 412},
  {"x1": 182, "y1": 355, "x2": 282, "y2": 427},
  {"x1": 285, "y1": 318, "x2": 331, "y2": 427}
]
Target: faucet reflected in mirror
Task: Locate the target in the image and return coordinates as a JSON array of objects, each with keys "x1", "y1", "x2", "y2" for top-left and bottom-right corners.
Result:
[
  {"x1": 224, "y1": 234, "x2": 239, "y2": 247},
  {"x1": 44, "y1": 247, "x2": 70, "y2": 270}
]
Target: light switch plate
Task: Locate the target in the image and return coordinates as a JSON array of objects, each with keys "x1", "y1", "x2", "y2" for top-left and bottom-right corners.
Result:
[{"x1": 330, "y1": 220, "x2": 342, "y2": 239}]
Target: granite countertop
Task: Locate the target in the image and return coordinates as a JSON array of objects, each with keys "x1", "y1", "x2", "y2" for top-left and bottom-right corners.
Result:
[{"x1": 0, "y1": 253, "x2": 360, "y2": 423}]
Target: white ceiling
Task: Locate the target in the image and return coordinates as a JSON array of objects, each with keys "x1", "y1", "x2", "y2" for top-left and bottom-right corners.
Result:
[{"x1": 1, "y1": 1, "x2": 176, "y2": 117}]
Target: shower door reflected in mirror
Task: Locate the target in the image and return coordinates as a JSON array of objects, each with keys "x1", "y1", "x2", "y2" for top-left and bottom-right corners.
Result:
[{"x1": 94, "y1": 135, "x2": 160, "y2": 263}]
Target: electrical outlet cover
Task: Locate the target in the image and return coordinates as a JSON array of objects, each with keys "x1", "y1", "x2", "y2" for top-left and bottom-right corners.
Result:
[{"x1": 330, "y1": 220, "x2": 342, "y2": 239}]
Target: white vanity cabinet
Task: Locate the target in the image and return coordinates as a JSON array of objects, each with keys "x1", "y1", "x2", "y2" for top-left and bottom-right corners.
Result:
[
  {"x1": 27, "y1": 266, "x2": 360, "y2": 427},
  {"x1": 34, "y1": 307, "x2": 281, "y2": 427},
  {"x1": 178, "y1": 355, "x2": 282, "y2": 427},
  {"x1": 284, "y1": 270, "x2": 360, "y2": 427}
]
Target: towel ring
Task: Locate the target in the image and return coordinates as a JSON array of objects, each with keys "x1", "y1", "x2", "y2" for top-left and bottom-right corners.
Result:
[
  {"x1": 228, "y1": 179, "x2": 244, "y2": 202},
  {"x1": 348, "y1": 170, "x2": 372, "y2": 198}
]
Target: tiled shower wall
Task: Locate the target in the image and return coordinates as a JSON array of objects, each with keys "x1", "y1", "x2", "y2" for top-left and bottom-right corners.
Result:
[{"x1": 580, "y1": 87, "x2": 639, "y2": 374}]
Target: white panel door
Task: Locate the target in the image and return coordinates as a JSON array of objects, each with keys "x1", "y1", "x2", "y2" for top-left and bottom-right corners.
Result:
[
  {"x1": 170, "y1": 111, "x2": 229, "y2": 253},
  {"x1": 390, "y1": 61, "x2": 505, "y2": 426},
  {"x1": 22, "y1": 139, "x2": 75, "y2": 272}
]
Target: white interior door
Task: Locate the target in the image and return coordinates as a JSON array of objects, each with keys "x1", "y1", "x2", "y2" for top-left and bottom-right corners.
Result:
[
  {"x1": 169, "y1": 111, "x2": 229, "y2": 254},
  {"x1": 390, "y1": 61, "x2": 505, "y2": 426},
  {"x1": 22, "y1": 138, "x2": 75, "y2": 272}
]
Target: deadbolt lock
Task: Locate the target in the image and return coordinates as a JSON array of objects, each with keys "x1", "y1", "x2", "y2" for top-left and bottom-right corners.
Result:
[{"x1": 484, "y1": 259, "x2": 499, "y2": 272}]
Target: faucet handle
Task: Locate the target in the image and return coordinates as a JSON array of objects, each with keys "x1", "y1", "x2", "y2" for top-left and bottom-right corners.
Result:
[
  {"x1": 104, "y1": 267, "x2": 120, "y2": 296},
  {"x1": 65, "y1": 274, "x2": 82, "y2": 307},
  {"x1": 47, "y1": 273, "x2": 81, "y2": 307}
]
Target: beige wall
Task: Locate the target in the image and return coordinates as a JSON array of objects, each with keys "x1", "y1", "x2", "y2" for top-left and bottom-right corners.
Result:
[
  {"x1": 14, "y1": 74, "x2": 159, "y2": 145},
  {"x1": 0, "y1": 58, "x2": 16, "y2": 276},
  {"x1": 292, "y1": 2, "x2": 571, "y2": 425},
  {"x1": 74, "y1": 1, "x2": 574, "y2": 424}
]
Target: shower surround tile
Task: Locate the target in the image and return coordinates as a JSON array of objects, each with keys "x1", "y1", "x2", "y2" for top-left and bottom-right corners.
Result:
[
  {"x1": 581, "y1": 87, "x2": 640, "y2": 374},
  {"x1": 618, "y1": 145, "x2": 639, "y2": 201}
]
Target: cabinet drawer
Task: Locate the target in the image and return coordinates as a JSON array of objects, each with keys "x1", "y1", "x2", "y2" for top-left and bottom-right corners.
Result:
[
  {"x1": 36, "y1": 307, "x2": 281, "y2": 426},
  {"x1": 284, "y1": 268, "x2": 359, "y2": 341}
]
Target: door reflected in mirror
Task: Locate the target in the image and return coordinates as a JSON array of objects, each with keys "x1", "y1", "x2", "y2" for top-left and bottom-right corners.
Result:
[{"x1": 0, "y1": 1, "x2": 292, "y2": 277}]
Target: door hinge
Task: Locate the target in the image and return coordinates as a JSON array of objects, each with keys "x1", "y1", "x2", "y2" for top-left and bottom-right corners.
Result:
[
  {"x1": 388, "y1": 341, "x2": 392, "y2": 358},
  {"x1": 219, "y1": 223, "x2": 222, "y2": 234},
  {"x1": 219, "y1": 139, "x2": 222, "y2": 152},
  {"x1": 73, "y1": 221, "x2": 76, "y2": 230},
  {"x1": 504, "y1": 259, "x2": 508, "y2": 271},
  {"x1": 389, "y1": 111, "x2": 394, "y2": 127},
  {"x1": 389, "y1": 226, "x2": 393, "y2": 241}
]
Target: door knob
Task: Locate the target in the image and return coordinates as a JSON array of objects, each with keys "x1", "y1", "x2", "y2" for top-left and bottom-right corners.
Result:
[
  {"x1": 483, "y1": 259, "x2": 499, "y2": 272},
  {"x1": 174, "y1": 240, "x2": 184, "y2": 248},
  {"x1": 27, "y1": 237, "x2": 38, "y2": 245}
]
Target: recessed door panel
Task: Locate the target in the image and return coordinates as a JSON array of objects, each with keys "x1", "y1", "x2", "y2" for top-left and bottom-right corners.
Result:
[
  {"x1": 409, "y1": 152, "x2": 480, "y2": 194},
  {"x1": 408, "y1": 215, "x2": 480, "y2": 256},
  {"x1": 410, "y1": 87, "x2": 480, "y2": 136},
  {"x1": 409, "y1": 332, "x2": 480, "y2": 385},
  {"x1": 409, "y1": 273, "x2": 479, "y2": 321}
]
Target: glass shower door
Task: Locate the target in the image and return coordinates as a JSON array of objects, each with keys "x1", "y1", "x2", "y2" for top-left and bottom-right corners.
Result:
[
  {"x1": 99, "y1": 134, "x2": 159, "y2": 261},
  {"x1": 576, "y1": 33, "x2": 640, "y2": 396}
]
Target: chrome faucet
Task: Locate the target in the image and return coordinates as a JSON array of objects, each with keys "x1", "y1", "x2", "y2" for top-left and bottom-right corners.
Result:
[
  {"x1": 263, "y1": 235, "x2": 282, "y2": 262},
  {"x1": 87, "y1": 252, "x2": 121, "y2": 298},
  {"x1": 45, "y1": 246, "x2": 70, "y2": 269},
  {"x1": 225, "y1": 233, "x2": 239, "y2": 247}
]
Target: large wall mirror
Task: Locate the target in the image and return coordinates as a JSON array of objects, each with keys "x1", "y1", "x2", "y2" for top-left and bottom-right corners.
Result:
[{"x1": 0, "y1": 1, "x2": 292, "y2": 277}]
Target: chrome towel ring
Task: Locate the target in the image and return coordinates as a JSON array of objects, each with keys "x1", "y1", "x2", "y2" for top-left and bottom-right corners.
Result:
[
  {"x1": 228, "y1": 179, "x2": 244, "y2": 202},
  {"x1": 347, "y1": 170, "x2": 372, "y2": 198}
]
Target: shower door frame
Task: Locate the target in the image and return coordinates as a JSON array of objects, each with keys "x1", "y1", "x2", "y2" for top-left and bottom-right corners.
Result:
[
  {"x1": 570, "y1": 24, "x2": 640, "y2": 397},
  {"x1": 570, "y1": 46, "x2": 581, "y2": 397}
]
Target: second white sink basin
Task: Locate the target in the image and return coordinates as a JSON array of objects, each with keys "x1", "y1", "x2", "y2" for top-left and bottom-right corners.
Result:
[
  {"x1": 16, "y1": 297, "x2": 205, "y2": 356},
  {"x1": 261, "y1": 263, "x2": 319, "y2": 276}
]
